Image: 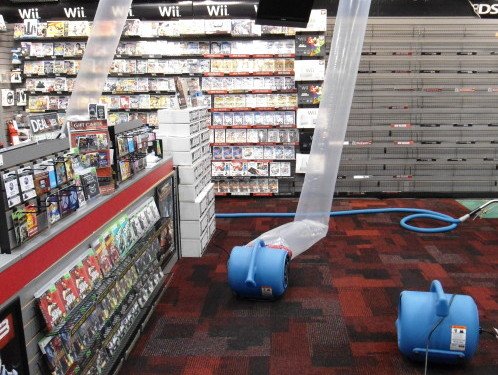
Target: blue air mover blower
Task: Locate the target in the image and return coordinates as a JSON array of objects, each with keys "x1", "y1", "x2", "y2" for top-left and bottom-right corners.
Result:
[
  {"x1": 227, "y1": 241, "x2": 290, "y2": 299},
  {"x1": 396, "y1": 280, "x2": 479, "y2": 364}
]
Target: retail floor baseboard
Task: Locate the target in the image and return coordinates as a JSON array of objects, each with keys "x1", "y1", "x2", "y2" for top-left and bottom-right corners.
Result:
[{"x1": 119, "y1": 198, "x2": 498, "y2": 375}]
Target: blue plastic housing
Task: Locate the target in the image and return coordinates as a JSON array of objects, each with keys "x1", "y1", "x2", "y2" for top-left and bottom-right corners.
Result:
[
  {"x1": 227, "y1": 241, "x2": 289, "y2": 299},
  {"x1": 396, "y1": 280, "x2": 479, "y2": 364}
]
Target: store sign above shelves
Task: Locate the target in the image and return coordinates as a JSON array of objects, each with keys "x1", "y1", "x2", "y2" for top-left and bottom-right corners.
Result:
[
  {"x1": 1, "y1": 1, "x2": 263, "y2": 22},
  {"x1": 468, "y1": 0, "x2": 498, "y2": 18}
]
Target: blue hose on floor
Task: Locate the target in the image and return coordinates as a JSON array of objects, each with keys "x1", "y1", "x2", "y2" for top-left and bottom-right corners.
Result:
[{"x1": 216, "y1": 208, "x2": 464, "y2": 233}]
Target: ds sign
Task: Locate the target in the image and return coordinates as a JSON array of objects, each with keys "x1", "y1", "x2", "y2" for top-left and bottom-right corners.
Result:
[{"x1": 468, "y1": 1, "x2": 498, "y2": 17}]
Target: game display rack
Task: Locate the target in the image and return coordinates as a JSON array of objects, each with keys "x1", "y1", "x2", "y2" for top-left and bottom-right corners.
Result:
[
  {"x1": 35, "y1": 197, "x2": 168, "y2": 374},
  {"x1": 107, "y1": 120, "x2": 156, "y2": 186},
  {"x1": 10, "y1": 10, "x2": 328, "y2": 196},
  {"x1": 294, "y1": 18, "x2": 498, "y2": 196},
  {"x1": 0, "y1": 139, "x2": 103, "y2": 254},
  {"x1": 0, "y1": 152, "x2": 177, "y2": 374},
  {"x1": 156, "y1": 107, "x2": 215, "y2": 257}
]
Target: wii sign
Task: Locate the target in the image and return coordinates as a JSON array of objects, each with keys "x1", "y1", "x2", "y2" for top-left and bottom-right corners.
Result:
[
  {"x1": 158, "y1": 5, "x2": 182, "y2": 18},
  {"x1": 193, "y1": 2, "x2": 258, "y2": 18},
  {"x1": 17, "y1": 8, "x2": 40, "y2": 19},
  {"x1": 207, "y1": 5, "x2": 229, "y2": 17},
  {"x1": 18, "y1": 6, "x2": 89, "y2": 20},
  {"x1": 63, "y1": 7, "x2": 87, "y2": 19},
  {"x1": 468, "y1": 1, "x2": 498, "y2": 17}
]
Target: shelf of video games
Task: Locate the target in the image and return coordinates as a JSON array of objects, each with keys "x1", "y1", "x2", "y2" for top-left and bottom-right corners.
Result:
[
  {"x1": 295, "y1": 18, "x2": 498, "y2": 196},
  {"x1": 207, "y1": 11, "x2": 327, "y2": 196},
  {"x1": 0, "y1": 142, "x2": 177, "y2": 374},
  {"x1": 0, "y1": 118, "x2": 162, "y2": 255},
  {"x1": 10, "y1": 10, "x2": 328, "y2": 197},
  {"x1": 35, "y1": 196, "x2": 173, "y2": 374}
]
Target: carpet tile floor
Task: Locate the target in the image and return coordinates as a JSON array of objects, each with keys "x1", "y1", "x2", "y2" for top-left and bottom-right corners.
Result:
[{"x1": 120, "y1": 198, "x2": 498, "y2": 375}]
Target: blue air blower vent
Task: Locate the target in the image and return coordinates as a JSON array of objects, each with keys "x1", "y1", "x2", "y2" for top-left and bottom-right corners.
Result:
[
  {"x1": 227, "y1": 241, "x2": 290, "y2": 300},
  {"x1": 396, "y1": 280, "x2": 479, "y2": 364}
]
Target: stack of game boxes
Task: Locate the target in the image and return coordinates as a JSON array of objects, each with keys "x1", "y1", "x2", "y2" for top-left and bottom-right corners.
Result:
[{"x1": 156, "y1": 107, "x2": 215, "y2": 257}]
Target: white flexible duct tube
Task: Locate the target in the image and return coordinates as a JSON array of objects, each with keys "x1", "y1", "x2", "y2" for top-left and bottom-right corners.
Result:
[
  {"x1": 61, "y1": 0, "x2": 133, "y2": 134},
  {"x1": 255, "y1": 0, "x2": 372, "y2": 258}
]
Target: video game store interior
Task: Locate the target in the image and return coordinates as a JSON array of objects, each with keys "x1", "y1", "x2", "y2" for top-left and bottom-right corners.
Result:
[{"x1": 1, "y1": 0, "x2": 498, "y2": 374}]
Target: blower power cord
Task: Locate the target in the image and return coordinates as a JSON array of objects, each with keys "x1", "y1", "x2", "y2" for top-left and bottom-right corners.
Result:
[
  {"x1": 479, "y1": 327, "x2": 498, "y2": 340},
  {"x1": 424, "y1": 294, "x2": 456, "y2": 375}
]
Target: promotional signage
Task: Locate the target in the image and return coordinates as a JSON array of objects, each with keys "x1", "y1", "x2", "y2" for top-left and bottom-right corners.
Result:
[
  {"x1": 1, "y1": 0, "x2": 480, "y2": 21},
  {"x1": 28, "y1": 113, "x2": 60, "y2": 135},
  {"x1": 0, "y1": 1, "x2": 259, "y2": 22},
  {"x1": 0, "y1": 298, "x2": 29, "y2": 375},
  {"x1": 468, "y1": 0, "x2": 498, "y2": 17},
  {"x1": 193, "y1": 1, "x2": 258, "y2": 18}
]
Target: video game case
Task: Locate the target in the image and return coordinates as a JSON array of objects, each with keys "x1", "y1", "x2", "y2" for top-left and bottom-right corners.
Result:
[
  {"x1": 297, "y1": 83, "x2": 323, "y2": 105},
  {"x1": 67, "y1": 21, "x2": 90, "y2": 37},
  {"x1": 205, "y1": 19, "x2": 232, "y2": 35},
  {"x1": 69, "y1": 260, "x2": 93, "y2": 301},
  {"x1": 103, "y1": 228, "x2": 121, "y2": 266},
  {"x1": 36, "y1": 284, "x2": 67, "y2": 332},
  {"x1": 294, "y1": 60, "x2": 326, "y2": 81},
  {"x1": 39, "y1": 334, "x2": 74, "y2": 374},
  {"x1": 295, "y1": 35, "x2": 326, "y2": 57},
  {"x1": 231, "y1": 19, "x2": 260, "y2": 36},
  {"x1": 55, "y1": 271, "x2": 80, "y2": 313},
  {"x1": 92, "y1": 238, "x2": 114, "y2": 277},
  {"x1": 46, "y1": 21, "x2": 66, "y2": 38},
  {"x1": 11, "y1": 208, "x2": 27, "y2": 245},
  {"x1": 2, "y1": 170, "x2": 21, "y2": 208},
  {"x1": 139, "y1": 21, "x2": 159, "y2": 38},
  {"x1": 123, "y1": 19, "x2": 141, "y2": 36},
  {"x1": 297, "y1": 108, "x2": 319, "y2": 129},
  {"x1": 157, "y1": 20, "x2": 180, "y2": 37},
  {"x1": 46, "y1": 194, "x2": 61, "y2": 225}
]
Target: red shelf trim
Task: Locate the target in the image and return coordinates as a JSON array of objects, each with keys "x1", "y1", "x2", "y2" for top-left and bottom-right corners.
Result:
[{"x1": 0, "y1": 160, "x2": 173, "y2": 305}]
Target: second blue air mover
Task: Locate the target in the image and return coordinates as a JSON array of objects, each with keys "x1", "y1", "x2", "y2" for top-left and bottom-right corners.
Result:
[{"x1": 396, "y1": 280, "x2": 479, "y2": 363}]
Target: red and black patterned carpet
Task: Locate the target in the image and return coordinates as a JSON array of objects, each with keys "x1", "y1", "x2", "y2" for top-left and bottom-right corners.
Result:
[{"x1": 120, "y1": 198, "x2": 498, "y2": 375}]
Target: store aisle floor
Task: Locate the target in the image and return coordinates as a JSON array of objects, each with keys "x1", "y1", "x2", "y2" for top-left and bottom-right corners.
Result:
[{"x1": 120, "y1": 198, "x2": 498, "y2": 375}]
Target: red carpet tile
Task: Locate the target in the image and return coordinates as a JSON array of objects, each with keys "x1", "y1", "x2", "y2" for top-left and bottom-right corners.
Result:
[{"x1": 120, "y1": 198, "x2": 498, "y2": 375}]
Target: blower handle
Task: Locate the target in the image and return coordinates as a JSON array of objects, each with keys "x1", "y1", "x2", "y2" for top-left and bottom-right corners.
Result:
[
  {"x1": 245, "y1": 240, "x2": 264, "y2": 288},
  {"x1": 430, "y1": 280, "x2": 449, "y2": 317}
]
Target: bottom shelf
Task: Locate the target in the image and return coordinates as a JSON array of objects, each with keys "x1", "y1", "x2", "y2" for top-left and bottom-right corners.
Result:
[
  {"x1": 100, "y1": 273, "x2": 168, "y2": 375},
  {"x1": 215, "y1": 192, "x2": 294, "y2": 197},
  {"x1": 213, "y1": 177, "x2": 295, "y2": 196}
]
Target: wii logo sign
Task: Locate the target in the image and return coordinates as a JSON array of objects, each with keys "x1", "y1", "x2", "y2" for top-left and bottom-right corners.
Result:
[
  {"x1": 18, "y1": 8, "x2": 39, "y2": 19},
  {"x1": 469, "y1": 1, "x2": 498, "y2": 17},
  {"x1": 158, "y1": 6, "x2": 181, "y2": 18},
  {"x1": 111, "y1": 6, "x2": 134, "y2": 17},
  {"x1": 64, "y1": 7, "x2": 86, "y2": 19},
  {"x1": 207, "y1": 4, "x2": 229, "y2": 17}
]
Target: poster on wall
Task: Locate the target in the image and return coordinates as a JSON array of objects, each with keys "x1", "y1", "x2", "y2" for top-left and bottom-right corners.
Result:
[
  {"x1": 1, "y1": 90, "x2": 15, "y2": 107},
  {"x1": 15, "y1": 89, "x2": 26, "y2": 106},
  {"x1": 0, "y1": 298, "x2": 29, "y2": 374}
]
